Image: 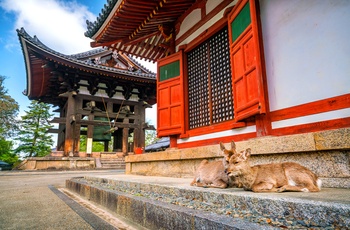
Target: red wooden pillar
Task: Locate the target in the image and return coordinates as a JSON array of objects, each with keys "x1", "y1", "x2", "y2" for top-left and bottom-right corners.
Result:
[{"x1": 170, "y1": 135, "x2": 178, "y2": 148}]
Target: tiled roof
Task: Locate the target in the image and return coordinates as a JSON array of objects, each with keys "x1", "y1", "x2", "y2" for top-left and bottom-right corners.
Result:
[
  {"x1": 17, "y1": 27, "x2": 156, "y2": 80},
  {"x1": 84, "y1": 0, "x2": 119, "y2": 38},
  {"x1": 145, "y1": 137, "x2": 170, "y2": 152},
  {"x1": 84, "y1": 0, "x2": 196, "y2": 62}
]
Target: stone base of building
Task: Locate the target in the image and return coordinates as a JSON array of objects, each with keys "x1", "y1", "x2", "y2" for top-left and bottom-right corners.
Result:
[
  {"x1": 16, "y1": 151, "x2": 129, "y2": 170},
  {"x1": 17, "y1": 157, "x2": 96, "y2": 170},
  {"x1": 125, "y1": 128, "x2": 350, "y2": 188}
]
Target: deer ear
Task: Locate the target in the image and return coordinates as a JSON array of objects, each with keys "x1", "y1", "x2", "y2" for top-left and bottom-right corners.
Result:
[
  {"x1": 241, "y1": 148, "x2": 251, "y2": 160},
  {"x1": 220, "y1": 142, "x2": 226, "y2": 151},
  {"x1": 231, "y1": 141, "x2": 236, "y2": 150},
  {"x1": 245, "y1": 148, "x2": 251, "y2": 158}
]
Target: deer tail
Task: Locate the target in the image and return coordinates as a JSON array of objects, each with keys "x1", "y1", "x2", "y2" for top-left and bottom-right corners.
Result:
[{"x1": 316, "y1": 178, "x2": 322, "y2": 190}]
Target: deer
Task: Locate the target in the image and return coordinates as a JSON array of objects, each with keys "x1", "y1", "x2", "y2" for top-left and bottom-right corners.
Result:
[
  {"x1": 190, "y1": 141, "x2": 241, "y2": 188},
  {"x1": 225, "y1": 148, "x2": 322, "y2": 193}
]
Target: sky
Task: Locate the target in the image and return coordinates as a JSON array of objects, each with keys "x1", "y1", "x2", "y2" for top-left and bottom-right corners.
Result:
[{"x1": 0, "y1": 0, "x2": 157, "y2": 127}]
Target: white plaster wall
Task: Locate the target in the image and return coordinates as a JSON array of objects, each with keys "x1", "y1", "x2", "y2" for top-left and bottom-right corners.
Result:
[
  {"x1": 177, "y1": 9, "x2": 201, "y2": 38},
  {"x1": 206, "y1": 0, "x2": 222, "y2": 14},
  {"x1": 259, "y1": 0, "x2": 350, "y2": 111},
  {"x1": 176, "y1": 0, "x2": 237, "y2": 49}
]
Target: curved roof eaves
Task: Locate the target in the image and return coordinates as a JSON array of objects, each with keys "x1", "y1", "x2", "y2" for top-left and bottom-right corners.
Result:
[
  {"x1": 85, "y1": 0, "x2": 118, "y2": 38},
  {"x1": 16, "y1": 27, "x2": 156, "y2": 80}
]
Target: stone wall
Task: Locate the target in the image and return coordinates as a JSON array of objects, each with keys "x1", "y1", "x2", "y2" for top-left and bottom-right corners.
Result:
[
  {"x1": 18, "y1": 157, "x2": 96, "y2": 170},
  {"x1": 125, "y1": 128, "x2": 350, "y2": 188}
]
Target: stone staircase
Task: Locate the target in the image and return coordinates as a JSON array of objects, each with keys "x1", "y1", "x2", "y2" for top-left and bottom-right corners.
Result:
[
  {"x1": 99, "y1": 158, "x2": 125, "y2": 169},
  {"x1": 98, "y1": 152, "x2": 125, "y2": 169},
  {"x1": 65, "y1": 174, "x2": 350, "y2": 229}
]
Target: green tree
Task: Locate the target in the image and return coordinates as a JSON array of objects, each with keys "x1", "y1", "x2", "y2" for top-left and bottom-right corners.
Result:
[
  {"x1": 145, "y1": 130, "x2": 158, "y2": 146},
  {"x1": 79, "y1": 134, "x2": 105, "y2": 152},
  {"x1": 0, "y1": 75, "x2": 19, "y2": 165},
  {"x1": 0, "y1": 75, "x2": 19, "y2": 138},
  {"x1": 15, "y1": 101, "x2": 54, "y2": 158},
  {"x1": 0, "y1": 139, "x2": 18, "y2": 165}
]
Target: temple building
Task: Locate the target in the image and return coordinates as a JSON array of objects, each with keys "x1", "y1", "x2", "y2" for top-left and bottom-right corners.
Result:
[
  {"x1": 83, "y1": 0, "x2": 349, "y2": 188},
  {"x1": 17, "y1": 27, "x2": 156, "y2": 159}
]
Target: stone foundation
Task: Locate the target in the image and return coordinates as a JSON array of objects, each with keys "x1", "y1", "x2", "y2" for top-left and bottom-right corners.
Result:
[
  {"x1": 17, "y1": 157, "x2": 96, "y2": 170},
  {"x1": 125, "y1": 128, "x2": 350, "y2": 188}
]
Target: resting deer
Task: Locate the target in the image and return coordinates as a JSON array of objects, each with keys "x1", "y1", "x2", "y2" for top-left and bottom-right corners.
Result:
[
  {"x1": 190, "y1": 141, "x2": 241, "y2": 188},
  {"x1": 226, "y1": 148, "x2": 322, "y2": 192}
]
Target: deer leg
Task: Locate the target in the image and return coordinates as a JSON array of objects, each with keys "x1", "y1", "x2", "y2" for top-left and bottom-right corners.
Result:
[
  {"x1": 251, "y1": 182, "x2": 278, "y2": 193},
  {"x1": 190, "y1": 178, "x2": 210, "y2": 188},
  {"x1": 277, "y1": 184, "x2": 320, "y2": 192},
  {"x1": 277, "y1": 185, "x2": 308, "y2": 192},
  {"x1": 206, "y1": 180, "x2": 228, "y2": 189},
  {"x1": 190, "y1": 178, "x2": 196, "y2": 186}
]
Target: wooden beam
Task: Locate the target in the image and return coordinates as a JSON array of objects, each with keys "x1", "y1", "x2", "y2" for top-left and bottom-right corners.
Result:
[
  {"x1": 75, "y1": 109, "x2": 139, "y2": 120},
  {"x1": 51, "y1": 118, "x2": 156, "y2": 129},
  {"x1": 47, "y1": 128, "x2": 59, "y2": 134}
]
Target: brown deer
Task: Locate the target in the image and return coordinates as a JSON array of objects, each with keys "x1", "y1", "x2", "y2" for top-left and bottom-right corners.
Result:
[
  {"x1": 190, "y1": 141, "x2": 241, "y2": 188},
  {"x1": 226, "y1": 148, "x2": 322, "y2": 192}
]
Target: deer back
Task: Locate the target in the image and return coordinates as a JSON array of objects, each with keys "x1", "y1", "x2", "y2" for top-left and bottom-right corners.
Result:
[{"x1": 194, "y1": 159, "x2": 228, "y2": 184}]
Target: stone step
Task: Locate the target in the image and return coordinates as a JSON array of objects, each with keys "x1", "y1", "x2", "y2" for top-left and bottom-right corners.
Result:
[
  {"x1": 99, "y1": 157, "x2": 125, "y2": 169},
  {"x1": 65, "y1": 175, "x2": 350, "y2": 229}
]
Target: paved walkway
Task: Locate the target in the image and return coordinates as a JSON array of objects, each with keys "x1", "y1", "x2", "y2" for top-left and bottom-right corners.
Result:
[
  {"x1": 0, "y1": 170, "x2": 127, "y2": 230},
  {"x1": 1, "y1": 170, "x2": 349, "y2": 229}
]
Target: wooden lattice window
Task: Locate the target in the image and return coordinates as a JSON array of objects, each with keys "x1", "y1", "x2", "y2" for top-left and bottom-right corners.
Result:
[{"x1": 187, "y1": 27, "x2": 234, "y2": 129}]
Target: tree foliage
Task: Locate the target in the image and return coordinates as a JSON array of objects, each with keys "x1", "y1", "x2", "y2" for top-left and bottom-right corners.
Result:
[
  {"x1": 15, "y1": 101, "x2": 54, "y2": 158},
  {"x1": 0, "y1": 75, "x2": 19, "y2": 138},
  {"x1": 0, "y1": 75, "x2": 19, "y2": 164},
  {"x1": 79, "y1": 134, "x2": 105, "y2": 152},
  {"x1": 145, "y1": 130, "x2": 158, "y2": 146},
  {"x1": 0, "y1": 139, "x2": 18, "y2": 165}
]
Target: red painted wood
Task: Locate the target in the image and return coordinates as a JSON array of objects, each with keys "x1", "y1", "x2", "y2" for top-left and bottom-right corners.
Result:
[
  {"x1": 271, "y1": 117, "x2": 350, "y2": 136},
  {"x1": 271, "y1": 93, "x2": 350, "y2": 122},
  {"x1": 186, "y1": 121, "x2": 246, "y2": 137},
  {"x1": 228, "y1": 0, "x2": 266, "y2": 122},
  {"x1": 170, "y1": 135, "x2": 178, "y2": 148},
  {"x1": 157, "y1": 51, "x2": 185, "y2": 137},
  {"x1": 177, "y1": 132, "x2": 256, "y2": 149}
]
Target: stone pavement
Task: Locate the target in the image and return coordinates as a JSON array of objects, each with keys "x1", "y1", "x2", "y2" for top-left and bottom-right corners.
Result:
[
  {"x1": 1, "y1": 170, "x2": 350, "y2": 229},
  {"x1": 0, "y1": 170, "x2": 129, "y2": 230}
]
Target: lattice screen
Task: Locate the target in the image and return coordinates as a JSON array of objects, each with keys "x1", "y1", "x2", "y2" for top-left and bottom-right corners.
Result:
[
  {"x1": 187, "y1": 27, "x2": 234, "y2": 129},
  {"x1": 188, "y1": 43, "x2": 209, "y2": 129},
  {"x1": 209, "y1": 28, "x2": 234, "y2": 124}
]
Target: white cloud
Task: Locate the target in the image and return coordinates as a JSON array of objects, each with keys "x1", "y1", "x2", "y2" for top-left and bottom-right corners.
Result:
[{"x1": 1, "y1": 0, "x2": 96, "y2": 54}]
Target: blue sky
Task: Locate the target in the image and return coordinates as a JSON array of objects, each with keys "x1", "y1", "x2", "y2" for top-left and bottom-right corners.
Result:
[{"x1": 0, "y1": 0, "x2": 157, "y2": 125}]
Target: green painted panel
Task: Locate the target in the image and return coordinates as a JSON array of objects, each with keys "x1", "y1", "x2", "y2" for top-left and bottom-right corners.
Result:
[
  {"x1": 93, "y1": 117, "x2": 111, "y2": 141},
  {"x1": 159, "y1": 60, "x2": 180, "y2": 82},
  {"x1": 231, "y1": 2, "x2": 251, "y2": 43}
]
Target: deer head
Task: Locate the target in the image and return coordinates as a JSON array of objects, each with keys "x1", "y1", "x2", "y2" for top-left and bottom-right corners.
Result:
[
  {"x1": 220, "y1": 141, "x2": 238, "y2": 167},
  {"x1": 226, "y1": 148, "x2": 251, "y2": 177}
]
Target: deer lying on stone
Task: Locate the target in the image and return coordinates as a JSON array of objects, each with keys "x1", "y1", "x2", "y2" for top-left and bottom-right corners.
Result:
[
  {"x1": 225, "y1": 148, "x2": 322, "y2": 192},
  {"x1": 190, "y1": 141, "x2": 241, "y2": 188}
]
